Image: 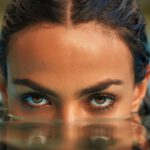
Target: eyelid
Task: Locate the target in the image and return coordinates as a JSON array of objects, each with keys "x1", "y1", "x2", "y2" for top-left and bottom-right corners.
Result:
[
  {"x1": 20, "y1": 92, "x2": 49, "y2": 100},
  {"x1": 84, "y1": 92, "x2": 118, "y2": 113},
  {"x1": 19, "y1": 92, "x2": 53, "y2": 108},
  {"x1": 18, "y1": 91, "x2": 63, "y2": 109},
  {"x1": 20, "y1": 91, "x2": 58, "y2": 101},
  {"x1": 18, "y1": 92, "x2": 50, "y2": 105},
  {"x1": 87, "y1": 93, "x2": 117, "y2": 104},
  {"x1": 87, "y1": 92, "x2": 118, "y2": 99}
]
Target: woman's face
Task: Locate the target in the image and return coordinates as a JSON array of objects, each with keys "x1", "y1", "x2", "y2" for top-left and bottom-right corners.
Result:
[{"x1": 3, "y1": 23, "x2": 147, "y2": 122}]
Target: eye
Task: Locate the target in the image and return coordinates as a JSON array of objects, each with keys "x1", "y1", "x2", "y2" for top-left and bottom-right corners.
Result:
[
  {"x1": 90, "y1": 94, "x2": 114, "y2": 107},
  {"x1": 21, "y1": 92, "x2": 51, "y2": 107},
  {"x1": 88, "y1": 93, "x2": 116, "y2": 111}
]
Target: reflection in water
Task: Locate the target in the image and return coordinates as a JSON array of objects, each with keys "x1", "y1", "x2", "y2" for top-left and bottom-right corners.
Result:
[{"x1": 0, "y1": 117, "x2": 149, "y2": 150}]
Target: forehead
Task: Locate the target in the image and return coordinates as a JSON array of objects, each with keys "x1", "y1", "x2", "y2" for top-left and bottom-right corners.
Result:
[{"x1": 7, "y1": 23, "x2": 133, "y2": 83}]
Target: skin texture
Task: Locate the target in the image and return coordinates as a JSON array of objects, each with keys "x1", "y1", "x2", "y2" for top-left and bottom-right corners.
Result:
[{"x1": 0, "y1": 23, "x2": 149, "y2": 123}]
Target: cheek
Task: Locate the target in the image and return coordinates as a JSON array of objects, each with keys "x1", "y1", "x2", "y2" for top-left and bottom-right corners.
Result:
[{"x1": 113, "y1": 99, "x2": 132, "y2": 118}]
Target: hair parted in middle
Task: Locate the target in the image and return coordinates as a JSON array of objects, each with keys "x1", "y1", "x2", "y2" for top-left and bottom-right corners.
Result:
[{"x1": 0, "y1": 0, "x2": 149, "y2": 84}]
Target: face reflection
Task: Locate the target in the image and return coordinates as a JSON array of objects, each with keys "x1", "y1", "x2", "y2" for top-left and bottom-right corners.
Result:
[
  {"x1": 0, "y1": 120, "x2": 147, "y2": 150},
  {"x1": 5, "y1": 23, "x2": 143, "y2": 122}
]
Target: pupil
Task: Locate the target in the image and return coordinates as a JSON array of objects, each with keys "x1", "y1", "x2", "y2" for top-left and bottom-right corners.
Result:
[
  {"x1": 95, "y1": 97, "x2": 106, "y2": 104},
  {"x1": 33, "y1": 96, "x2": 43, "y2": 103}
]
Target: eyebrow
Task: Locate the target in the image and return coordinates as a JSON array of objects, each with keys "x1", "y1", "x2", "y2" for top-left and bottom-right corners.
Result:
[
  {"x1": 12, "y1": 78, "x2": 124, "y2": 98},
  {"x1": 78, "y1": 79, "x2": 123, "y2": 97},
  {"x1": 13, "y1": 78, "x2": 58, "y2": 98}
]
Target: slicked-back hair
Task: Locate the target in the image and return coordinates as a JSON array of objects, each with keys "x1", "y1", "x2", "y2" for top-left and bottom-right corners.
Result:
[{"x1": 0, "y1": 0, "x2": 149, "y2": 84}]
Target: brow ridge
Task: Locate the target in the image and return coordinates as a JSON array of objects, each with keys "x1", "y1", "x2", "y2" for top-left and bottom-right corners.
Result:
[
  {"x1": 13, "y1": 78, "x2": 123, "y2": 99},
  {"x1": 78, "y1": 79, "x2": 123, "y2": 97},
  {"x1": 13, "y1": 78, "x2": 59, "y2": 98}
]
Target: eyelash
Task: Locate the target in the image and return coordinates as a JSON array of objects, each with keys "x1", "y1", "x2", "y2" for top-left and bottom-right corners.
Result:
[
  {"x1": 85, "y1": 93, "x2": 117, "y2": 112},
  {"x1": 20, "y1": 92, "x2": 52, "y2": 110},
  {"x1": 19, "y1": 92, "x2": 117, "y2": 112}
]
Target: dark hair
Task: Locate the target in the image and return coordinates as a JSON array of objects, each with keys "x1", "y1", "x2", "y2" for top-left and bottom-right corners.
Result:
[{"x1": 0, "y1": 0, "x2": 149, "y2": 84}]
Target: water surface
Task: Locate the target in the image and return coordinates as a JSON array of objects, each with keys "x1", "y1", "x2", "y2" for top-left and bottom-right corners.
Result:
[{"x1": 0, "y1": 115, "x2": 150, "y2": 150}]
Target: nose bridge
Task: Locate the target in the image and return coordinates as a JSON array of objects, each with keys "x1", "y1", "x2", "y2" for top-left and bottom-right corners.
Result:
[{"x1": 59, "y1": 101, "x2": 81, "y2": 123}]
